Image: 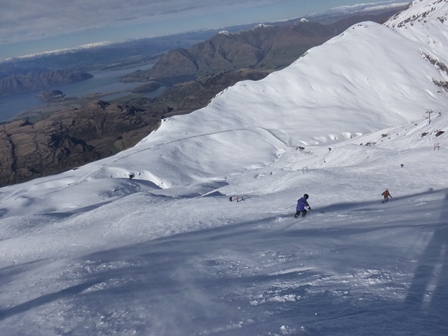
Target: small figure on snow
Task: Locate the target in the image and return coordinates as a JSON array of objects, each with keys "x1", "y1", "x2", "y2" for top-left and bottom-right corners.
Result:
[
  {"x1": 229, "y1": 196, "x2": 240, "y2": 202},
  {"x1": 381, "y1": 189, "x2": 392, "y2": 203},
  {"x1": 295, "y1": 194, "x2": 311, "y2": 218}
]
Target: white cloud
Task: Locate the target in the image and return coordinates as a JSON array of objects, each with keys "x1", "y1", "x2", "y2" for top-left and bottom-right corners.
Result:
[
  {"x1": 0, "y1": 0, "x2": 283, "y2": 44},
  {"x1": 0, "y1": 1, "x2": 408, "y2": 45}
]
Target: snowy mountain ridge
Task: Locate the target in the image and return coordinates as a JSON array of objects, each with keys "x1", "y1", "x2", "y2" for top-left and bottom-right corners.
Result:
[
  {"x1": 127, "y1": 0, "x2": 448, "y2": 188},
  {"x1": 0, "y1": 1, "x2": 447, "y2": 335}
]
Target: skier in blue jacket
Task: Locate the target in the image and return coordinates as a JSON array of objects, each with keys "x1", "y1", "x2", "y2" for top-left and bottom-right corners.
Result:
[{"x1": 295, "y1": 194, "x2": 311, "y2": 218}]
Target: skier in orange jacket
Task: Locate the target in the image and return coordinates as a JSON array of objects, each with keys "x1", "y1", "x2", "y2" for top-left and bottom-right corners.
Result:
[{"x1": 381, "y1": 189, "x2": 392, "y2": 203}]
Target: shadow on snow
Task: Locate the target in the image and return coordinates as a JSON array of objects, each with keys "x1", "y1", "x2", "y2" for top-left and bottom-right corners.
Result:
[{"x1": 1, "y1": 189, "x2": 447, "y2": 335}]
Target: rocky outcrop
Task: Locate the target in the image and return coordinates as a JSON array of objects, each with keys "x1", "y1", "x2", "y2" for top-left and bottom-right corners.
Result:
[
  {"x1": 0, "y1": 99, "x2": 169, "y2": 186},
  {"x1": 0, "y1": 69, "x2": 93, "y2": 97},
  {"x1": 36, "y1": 89, "x2": 66, "y2": 102}
]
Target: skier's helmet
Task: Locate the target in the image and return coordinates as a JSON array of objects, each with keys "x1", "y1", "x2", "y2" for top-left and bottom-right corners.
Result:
[{"x1": 303, "y1": 194, "x2": 309, "y2": 199}]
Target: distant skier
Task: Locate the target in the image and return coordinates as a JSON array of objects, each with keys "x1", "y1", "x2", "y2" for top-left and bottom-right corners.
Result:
[
  {"x1": 381, "y1": 189, "x2": 392, "y2": 203},
  {"x1": 295, "y1": 194, "x2": 311, "y2": 218}
]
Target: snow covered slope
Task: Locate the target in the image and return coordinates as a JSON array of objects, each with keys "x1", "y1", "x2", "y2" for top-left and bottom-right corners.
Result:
[
  {"x1": 0, "y1": 1, "x2": 447, "y2": 335},
  {"x1": 97, "y1": 0, "x2": 448, "y2": 188}
]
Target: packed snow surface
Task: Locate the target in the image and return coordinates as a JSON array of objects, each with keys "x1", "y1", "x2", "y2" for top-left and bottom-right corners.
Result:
[{"x1": 0, "y1": 1, "x2": 447, "y2": 335}]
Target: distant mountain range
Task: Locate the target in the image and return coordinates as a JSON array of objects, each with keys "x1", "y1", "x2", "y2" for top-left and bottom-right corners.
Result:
[
  {"x1": 0, "y1": 30, "x2": 227, "y2": 97},
  {"x1": 122, "y1": 8, "x2": 404, "y2": 83},
  {"x1": 0, "y1": 30, "x2": 225, "y2": 71}
]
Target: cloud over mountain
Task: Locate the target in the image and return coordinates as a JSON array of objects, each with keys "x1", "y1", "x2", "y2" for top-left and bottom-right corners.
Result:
[
  {"x1": 0, "y1": 0, "x2": 293, "y2": 44},
  {"x1": 0, "y1": 1, "x2": 407, "y2": 49}
]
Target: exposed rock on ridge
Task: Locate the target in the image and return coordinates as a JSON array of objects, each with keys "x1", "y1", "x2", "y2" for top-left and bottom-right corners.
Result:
[{"x1": 0, "y1": 100, "x2": 167, "y2": 186}]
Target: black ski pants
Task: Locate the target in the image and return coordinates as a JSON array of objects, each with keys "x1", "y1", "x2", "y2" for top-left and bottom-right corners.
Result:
[{"x1": 295, "y1": 210, "x2": 307, "y2": 218}]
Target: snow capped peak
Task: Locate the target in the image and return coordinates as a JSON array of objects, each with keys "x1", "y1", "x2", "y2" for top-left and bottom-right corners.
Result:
[
  {"x1": 77, "y1": 41, "x2": 113, "y2": 49},
  {"x1": 218, "y1": 30, "x2": 232, "y2": 36},
  {"x1": 252, "y1": 23, "x2": 272, "y2": 30},
  {"x1": 300, "y1": 18, "x2": 309, "y2": 23},
  {"x1": 5, "y1": 41, "x2": 114, "y2": 61}
]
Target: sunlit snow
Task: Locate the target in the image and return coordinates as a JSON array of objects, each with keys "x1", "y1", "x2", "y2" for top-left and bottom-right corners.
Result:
[{"x1": 1, "y1": 1, "x2": 447, "y2": 335}]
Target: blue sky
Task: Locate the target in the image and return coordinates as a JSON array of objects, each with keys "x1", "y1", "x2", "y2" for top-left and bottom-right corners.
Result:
[{"x1": 0, "y1": 0, "x2": 407, "y2": 61}]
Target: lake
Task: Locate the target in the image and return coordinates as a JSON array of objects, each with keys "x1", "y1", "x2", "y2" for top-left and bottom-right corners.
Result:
[{"x1": 0, "y1": 63, "x2": 168, "y2": 122}]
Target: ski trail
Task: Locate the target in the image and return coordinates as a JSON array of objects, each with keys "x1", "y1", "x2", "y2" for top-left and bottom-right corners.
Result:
[{"x1": 112, "y1": 127, "x2": 291, "y2": 164}]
